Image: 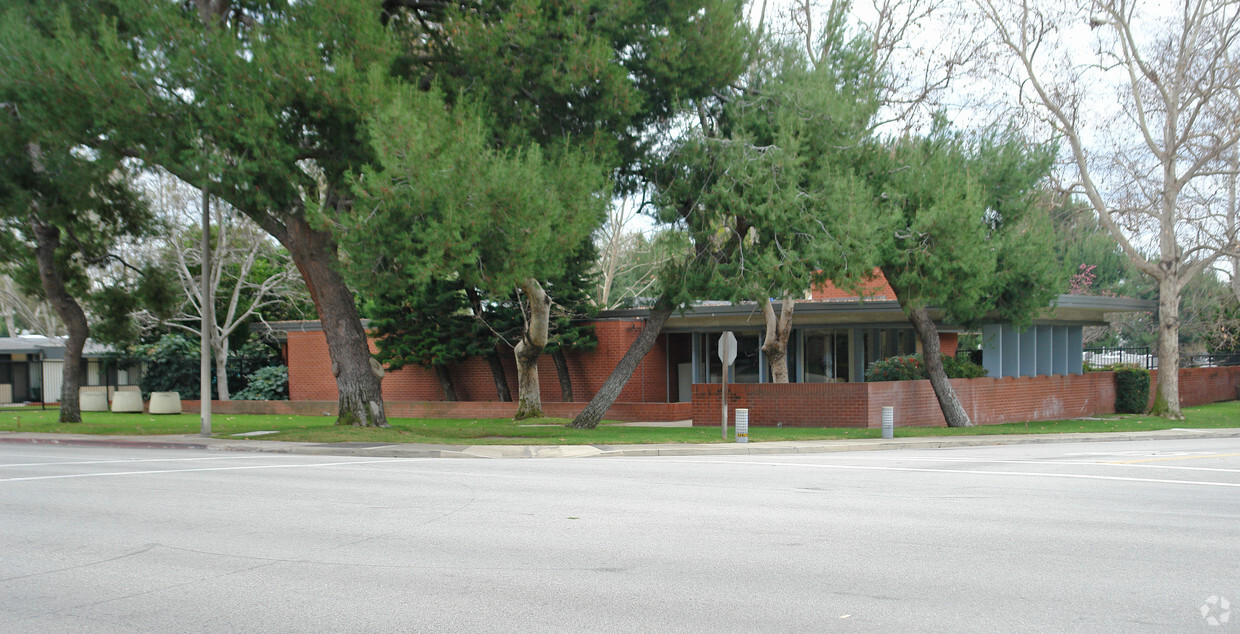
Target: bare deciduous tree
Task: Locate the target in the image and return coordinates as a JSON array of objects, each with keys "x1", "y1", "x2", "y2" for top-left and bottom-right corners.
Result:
[
  {"x1": 974, "y1": 0, "x2": 1240, "y2": 418},
  {"x1": 0, "y1": 275, "x2": 64, "y2": 337},
  {"x1": 594, "y1": 198, "x2": 664, "y2": 310},
  {"x1": 147, "y1": 172, "x2": 307, "y2": 400}
]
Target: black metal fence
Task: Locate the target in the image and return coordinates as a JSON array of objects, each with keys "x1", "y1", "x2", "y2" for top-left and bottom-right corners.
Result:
[
  {"x1": 1183, "y1": 352, "x2": 1240, "y2": 368},
  {"x1": 959, "y1": 349, "x2": 984, "y2": 366},
  {"x1": 1083, "y1": 346, "x2": 1153, "y2": 370}
]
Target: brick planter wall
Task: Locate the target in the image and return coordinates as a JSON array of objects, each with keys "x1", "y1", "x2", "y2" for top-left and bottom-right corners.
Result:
[{"x1": 691, "y1": 366, "x2": 1240, "y2": 428}]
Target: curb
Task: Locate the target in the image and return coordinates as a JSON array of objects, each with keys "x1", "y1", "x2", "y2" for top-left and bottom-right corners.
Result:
[
  {"x1": 0, "y1": 436, "x2": 209, "y2": 451},
  {"x1": 3, "y1": 428, "x2": 1240, "y2": 458}
]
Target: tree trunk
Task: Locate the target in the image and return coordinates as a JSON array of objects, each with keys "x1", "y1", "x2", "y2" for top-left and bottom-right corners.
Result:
[
  {"x1": 906, "y1": 304, "x2": 972, "y2": 427},
  {"x1": 760, "y1": 295, "x2": 796, "y2": 383},
  {"x1": 552, "y1": 348, "x2": 574, "y2": 401},
  {"x1": 486, "y1": 348, "x2": 513, "y2": 402},
  {"x1": 513, "y1": 278, "x2": 550, "y2": 420},
  {"x1": 434, "y1": 364, "x2": 458, "y2": 401},
  {"x1": 30, "y1": 219, "x2": 88, "y2": 423},
  {"x1": 571, "y1": 301, "x2": 675, "y2": 429},
  {"x1": 1151, "y1": 276, "x2": 1183, "y2": 418},
  {"x1": 212, "y1": 338, "x2": 230, "y2": 401},
  {"x1": 269, "y1": 213, "x2": 387, "y2": 427}
]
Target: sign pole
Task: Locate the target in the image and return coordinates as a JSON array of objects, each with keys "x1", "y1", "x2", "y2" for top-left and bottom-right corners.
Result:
[
  {"x1": 200, "y1": 187, "x2": 212, "y2": 437},
  {"x1": 721, "y1": 354, "x2": 728, "y2": 441},
  {"x1": 717, "y1": 331, "x2": 736, "y2": 441}
]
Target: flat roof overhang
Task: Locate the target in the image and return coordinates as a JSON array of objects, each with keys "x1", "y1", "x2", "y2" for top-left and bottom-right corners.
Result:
[
  {"x1": 255, "y1": 295, "x2": 1157, "y2": 336},
  {"x1": 598, "y1": 295, "x2": 1158, "y2": 331}
]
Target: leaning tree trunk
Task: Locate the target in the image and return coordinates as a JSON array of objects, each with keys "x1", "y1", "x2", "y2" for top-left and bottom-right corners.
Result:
[
  {"x1": 31, "y1": 219, "x2": 88, "y2": 423},
  {"x1": 513, "y1": 279, "x2": 550, "y2": 420},
  {"x1": 486, "y1": 349, "x2": 513, "y2": 402},
  {"x1": 552, "y1": 348, "x2": 574, "y2": 401},
  {"x1": 906, "y1": 304, "x2": 972, "y2": 427},
  {"x1": 434, "y1": 364, "x2": 458, "y2": 402},
  {"x1": 269, "y1": 213, "x2": 387, "y2": 427},
  {"x1": 571, "y1": 301, "x2": 675, "y2": 429},
  {"x1": 1151, "y1": 276, "x2": 1183, "y2": 418},
  {"x1": 760, "y1": 295, "x2": 796, "y2": 383}
]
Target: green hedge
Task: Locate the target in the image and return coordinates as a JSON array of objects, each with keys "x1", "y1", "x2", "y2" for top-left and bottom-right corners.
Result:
[
  {"x1": 865, "y1": 354, "x2": 989, "y2": 382},
  {"x1": 1113, "y1": 364, "x2": 1150, "y2": 414}
]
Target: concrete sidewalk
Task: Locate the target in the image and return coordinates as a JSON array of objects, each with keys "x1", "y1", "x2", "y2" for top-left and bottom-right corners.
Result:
[{"x1": 3, "y1": 427, "x2": 1240, "y2": 458}]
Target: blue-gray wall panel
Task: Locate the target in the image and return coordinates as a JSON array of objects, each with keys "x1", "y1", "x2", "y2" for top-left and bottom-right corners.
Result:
[
  {"x1": 982, "y1": 324, "x2": 1003, "y2": 378},
  {"x1": 1052, "y1": 326, "x2": 1069, "y2": 375},
  {"x1": 1035, "y1": 325, "x2": 1053, "y2": 376},
  {"x1": 1068, "y1": 326, "x2": 1084, "y2": 374},
  {"x1": 1019, "y1": 328, "x2": 1038, "y2": 377},
  {"x1": 1001, "y1": 324, "x2": 1020, "y2": 378}
]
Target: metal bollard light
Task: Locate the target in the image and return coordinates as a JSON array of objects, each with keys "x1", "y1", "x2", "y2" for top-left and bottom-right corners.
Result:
[
  {"x1": 881, "y1": 406, "x2": 894, "y2": 439},
  {"x1": 735, "y1": 408, "x2": 749, "y2": 443}
]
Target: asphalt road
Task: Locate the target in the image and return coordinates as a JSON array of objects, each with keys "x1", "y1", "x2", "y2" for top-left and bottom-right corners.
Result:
[{"x1": 1, "y1": 438, "x2": 1239, "y2": 632}]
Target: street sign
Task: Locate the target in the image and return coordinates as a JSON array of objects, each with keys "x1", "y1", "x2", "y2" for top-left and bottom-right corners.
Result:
[{"x1": 718, "y1": 331, "x2": 737, "y2": 366}]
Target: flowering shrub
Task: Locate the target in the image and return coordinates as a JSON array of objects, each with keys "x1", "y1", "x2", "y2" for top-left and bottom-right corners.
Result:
[{"x1": 865, "y1": 354, "x2": 989, "y2": 382}]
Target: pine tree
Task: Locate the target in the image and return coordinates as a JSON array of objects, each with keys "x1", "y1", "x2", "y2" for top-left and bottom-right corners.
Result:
[{"x1": 863, "y1": 123, "x2": 1062, "y2": 426}]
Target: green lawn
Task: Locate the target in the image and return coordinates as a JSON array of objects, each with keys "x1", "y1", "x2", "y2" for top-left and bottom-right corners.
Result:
[{"x1": 1, "y1": 401, "x2": 1238, "y2": 445}]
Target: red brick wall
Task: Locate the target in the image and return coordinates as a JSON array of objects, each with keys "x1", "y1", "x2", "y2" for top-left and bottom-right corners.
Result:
[
  {"x1": 183, "y1": 399, "x2": 691, "y2": 422},
  {"x1": 810, "y1": 268, "x2": 896, "y2": 301},
  {"x1": 692, "y1": 382, "x2": 871, "y2": 427},
  {"x1": 1147, "y1": 367, "x2": 1240, "y2": 408},
  {"x1": 190, "y1": 366, "x2": 1239, "y2": 425},
  {"x1": 691, "y1": 366, "x2": 1240, "y2": 428},
  {"x1": 939, "y1": 333, "x2": 959, "y2": 357},
  {"x1": 287, "y1": 320, "x2": 668, "y2": 404}
]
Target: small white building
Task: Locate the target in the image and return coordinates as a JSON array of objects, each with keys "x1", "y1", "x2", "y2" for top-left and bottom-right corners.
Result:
[{"x1": 0, "y1": 336, "x2": 141, "y2": 405}]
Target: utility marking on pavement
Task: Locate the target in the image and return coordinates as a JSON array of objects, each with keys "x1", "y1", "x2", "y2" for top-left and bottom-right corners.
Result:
[
  {"x1": 684, "y1": 459, "x2": 1240, "y2": 488},
  {"x1": 1108, "y1": 453, "x2": 1240, "y2": 464},
  {"x1": 0, "y1": 454, "x2": 278, "y2": 469},
  {"x1": 0, "y1": 458, "x2": 418, "y2": 483}
]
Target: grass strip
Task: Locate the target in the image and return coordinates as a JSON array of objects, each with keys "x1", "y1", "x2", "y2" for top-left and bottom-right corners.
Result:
[{"x1": 1, "y1": 401, "x2": 1237, "y2": 445}]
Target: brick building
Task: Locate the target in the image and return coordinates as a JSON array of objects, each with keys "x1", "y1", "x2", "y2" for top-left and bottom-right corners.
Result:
[{"x1": 265, "y1": 276, "x2": 1155, "y2": 408}]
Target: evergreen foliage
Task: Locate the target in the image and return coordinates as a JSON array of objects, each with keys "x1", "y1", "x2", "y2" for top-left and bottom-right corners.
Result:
[
  {"x1": 864, "y1": 123, "x2": 1063, "y2": 330},
  {"x1": 1114, "y1": 365, "x2": 1151, "y2": 414},
  {"x1": 653, "y1": 38, "x2": 879, "y2": 306}
]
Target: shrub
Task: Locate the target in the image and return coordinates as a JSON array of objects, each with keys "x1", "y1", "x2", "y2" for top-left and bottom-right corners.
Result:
[
  {"x1": 865, "y1": 355, "x2": 924, "y2": 382},
  {"x1": 233, "y1": 365, "x2": 289, "y2": 401},
  {"x1": 1113, "y1": 364, "x2": 1150, "y2": 414},
  {"x1": 942, "y1": 354, "x2": 988, "y2": 379},
  {"x1": 865, "y1": 353, "x2": 990, "y2": 382},
  {"x1": 130, "y1": 334, "x2": 201, "y2": 399}
]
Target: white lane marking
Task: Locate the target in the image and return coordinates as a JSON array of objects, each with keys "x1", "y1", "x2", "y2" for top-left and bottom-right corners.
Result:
[
  {"x1": 0, "y1": 455, "x2": 277, "y2": 469},
  {"x1": 0, "y1": 458, "x2": 418, "y2": 483},
  {"x1": 685, "y1": 459, "x2": 1240, "y2": 488},
  {"x1": 813, "y1": 456, "x2": 1240, "y2": 474}
]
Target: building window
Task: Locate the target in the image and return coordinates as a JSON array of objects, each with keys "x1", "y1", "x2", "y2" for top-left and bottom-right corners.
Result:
[
  {"x1": 697, "y1": 331, "x2": 762, "y2": 383},
  {"x1": 803, "y1": 329, "x2": 851, "y2": 383}
]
